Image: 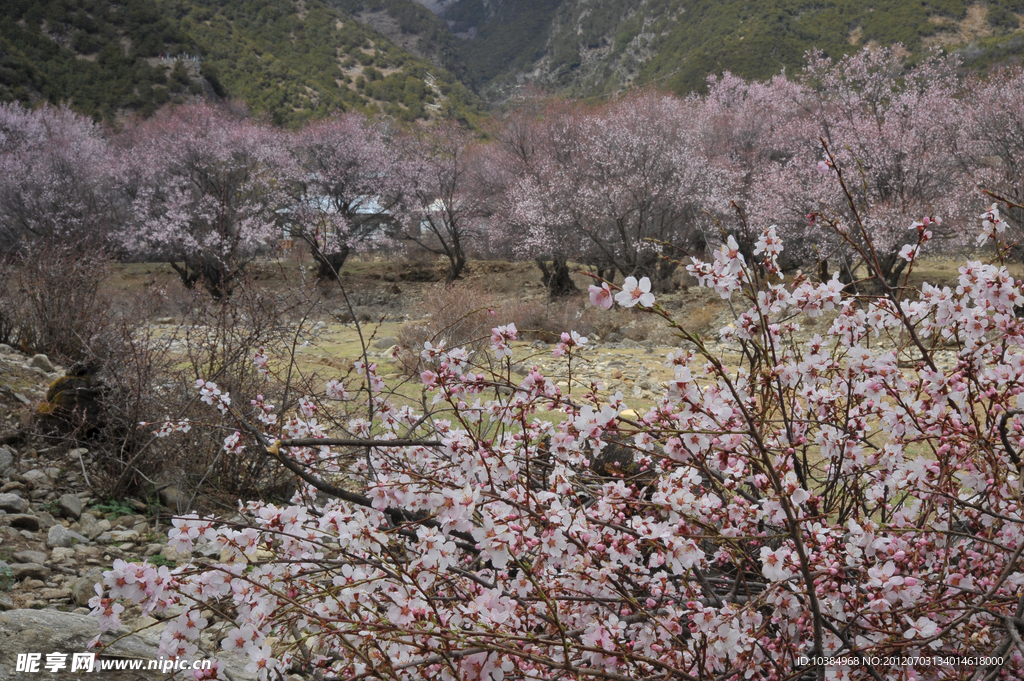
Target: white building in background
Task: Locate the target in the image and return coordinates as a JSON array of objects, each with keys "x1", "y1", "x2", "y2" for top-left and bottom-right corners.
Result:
[{"x1": 277, "y1": 194, "x2": 395, "y2": 242}]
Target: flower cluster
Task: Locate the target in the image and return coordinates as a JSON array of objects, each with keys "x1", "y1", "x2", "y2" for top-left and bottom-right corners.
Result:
[
  {"x1": 97, "y1": 214, "x2": 1024, "y2": 681},
  {"x1": 195, "y1": 379, "x2": 231, "y2": 415}
]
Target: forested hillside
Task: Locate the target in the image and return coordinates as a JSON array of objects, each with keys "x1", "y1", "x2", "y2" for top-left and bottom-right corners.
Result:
[
  {"x1": 430, "y1": 0, "x2": 1024, "y2": 97},
  {"x1": 0, "y1": 0, "x2": 483, "y2": 125},
  {"x1": 4, "y1": 0, "x2": 1024, "y2": 121}
]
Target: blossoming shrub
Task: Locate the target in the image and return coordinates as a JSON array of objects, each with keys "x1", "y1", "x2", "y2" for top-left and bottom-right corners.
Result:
[{"x1": 95, "y1": 206, "x2": 1024, "y2": 681}]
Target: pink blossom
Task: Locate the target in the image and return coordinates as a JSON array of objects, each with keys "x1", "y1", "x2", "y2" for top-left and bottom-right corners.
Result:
[
  {"x1": 589, "y1": 283, "x2": 614, "y2": 309},
  {"x1": 490, "y1": 323, "x2": 517, "y2": 360}
]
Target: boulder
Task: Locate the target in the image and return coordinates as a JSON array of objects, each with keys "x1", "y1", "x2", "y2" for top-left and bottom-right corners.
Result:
[
  {"x1": 0, "y1": 610, "x2": 153, "y2": 681},
  {"x1": 77, "y1": 513, "x2": 109, "y2": 540},
  {"x1": 28, "y1": 354, "x2": 54, "y2": 373},
  {"x1": 158, "y1": 485, "x2": 188, "y2": 510},
  {"x1": 0, "y1": 610, "x2": 257, "y2": 680},
  {"x1": 34, "y1": 511, "x2": 56, "y2": 530},
  {"x1": 58, "y1": 493, "x2": 83, "y2": 520},
  {"x1": 9, "y1": 564, "x2": 49, "y2": 581},
  {"x1": 0, "y1": 449, "x2": 12, "y2": 471},
  {"x1": 21, "y1": 469, "x2": 49, "y2": 486},
  {"x1": 96, "y1": 530, "x2": 140, "y2": 545},
  {"x1": 11, "y1": 551, "x2": 46, "y2": 565},
  {"x1": 70, "y1": 567, "x2": 106, "y2": 607},
  {"x1": 0, "y1": 494, "x2": 27, "y2": 514},
  {"x1": 38, "y1": 372, "x2": 104, "y2": 435},
  {"x1": 46, "y1": 525, "x2": 88, "y2": 549},
  {"x1": 160, "y1": 545, "x2": 192, "y2": 563}
]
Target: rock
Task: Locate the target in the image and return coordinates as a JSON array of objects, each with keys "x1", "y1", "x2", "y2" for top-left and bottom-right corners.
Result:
[
  {"x1": 28, "y1": 354, "x2": 54, "y2": 372},
  {"x1": 58, "y1": 493, "x2": 83, "y2": 520},
  {"x1": 331, "y1": 308, "x2": 354, "y2": 323},
  {"x1": 40, "y1": 372, "x2": 104, "y2": 434},
  {"x1": 0, "y1": 493, "x2": 27, "y2": 514},
  {"x1": 0, "y1": 343, "x2": 13, "y2": 354},
  {"x1": 11, "y1": 551, "x2": 46, "y2": 565},
  {"x1": 72, "y1": 545, "x2": 101, "y2": 560},
  {"x1": 46, "y1": 525, "x2": 88, "y2": 548},
  {"x1": 0, "y1": 610, "x2": 259, "y2": 681},
  {"x1": 10, "y1": 564, "x2": 50, "y2": 581},
  {"x1": 5, "y1": 515, "x2": 39, "y2": 532},
  {"x1": 34, "y1": 511, "x2": 56, "y2": 530},
  {"x1": 113, "y1": 515, "x2": 136, "y2": 529},
  {"x1": 50, "y1": 547, "x2": 75, "y2": 563},
  {"x1": 96, "y1": 530, "x2": 139, "y2": 544},
  {"x1": 21, "y1": 469, "x2": 48, "y2": 486},
  {"x1": 193, "y1": 543, "x2": 221, "y2": 558},
  {"x1": 70, "y1": 567, "x2": 106, "y2": 607},
  {"x1": 372, "y1": 336, "x2": 397, "y2": 349},
  {"x1": 0, "y1": 596, "x2": 13, "y2": 611},
  {"x1": 0, "y1": 449, "x2": 12, "y2": 471},
  {"x1": 155, "y1": 317, "x2": 176, "y2": 325},
  {"x1": 77, "y1": 513, "x2": 109, "y2": 540},
  {"x1": 78, "y1": 512, "x2": 98, "y2": 538},
  {"x1": 40, "y1": 588, "x2": 68, "y2": 600},
  {"x1": 159, "y1": 485, "x2": 188, "y2": 509},
  {"x1": 0, "y1": 610, "x2": 159, "y2": 681},
  {"x1": 160, "y1": 545, "x2": 191, "y2": 562}
]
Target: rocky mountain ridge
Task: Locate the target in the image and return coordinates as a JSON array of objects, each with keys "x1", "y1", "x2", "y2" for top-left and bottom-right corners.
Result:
[
  {"x1": 4, "y1": 0, "x2": 1024, "y2": 121},
  {"x1": 416, "y1": 0, "x2": 1024, "y2": 100}
]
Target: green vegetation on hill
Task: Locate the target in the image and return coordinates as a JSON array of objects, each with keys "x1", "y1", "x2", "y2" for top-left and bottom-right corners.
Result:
[
  {"x1": 441, "y1": 0, "x2": 1024, "y2": 98},
  {"x1": 5, "y1": 0, "x2": 1024, "y2": 122},
  {"x1": 328, "y1": 0, "x2": 467, "y2": 79},
  {"x1": 0, "y1": 0, "x2": 483, "y2": 126},
  {"x1": 0, "y1": 0, "x2": 192, "y2": 120},
  {"x1": 640, "y1": 0, "x2": 981, "y2": 93},
  {"x1": 445, "y1": 0, "x2": 562, "y2": 86}
]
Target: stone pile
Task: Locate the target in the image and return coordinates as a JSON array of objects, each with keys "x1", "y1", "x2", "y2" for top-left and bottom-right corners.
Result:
[{"x1": 0, "y1": 347, "x2": 261, "y2": 680}]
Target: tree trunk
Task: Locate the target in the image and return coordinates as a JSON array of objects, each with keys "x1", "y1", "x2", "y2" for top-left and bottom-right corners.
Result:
[
  {"x1": 446, "y1": 251, "x2": 466, "y2": 284},
  {"x1": 535, "y1": 257, "x2": 578, "y2": 299},
  {"x1": 171, "y1": 259, "x2": 235, "y2": 299},
  {"x1": 652, "y1": 259, "x2": 678, "y2": 293},
  {"x1": 314, "y1": 245, "x2": 351, "y2": 280},
  {"x1": 169, "y1": 261, "x2": 200, "y2": 292}
]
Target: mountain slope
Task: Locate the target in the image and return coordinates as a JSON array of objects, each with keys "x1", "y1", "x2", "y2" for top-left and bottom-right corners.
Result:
[
  {"x1": 430, "y1": 0, "x2": 1024, "y2": 97},
  {"x1": 0, "y1": 0, "x2": 483, "y2": 126},
  {"x1": 328, "y1": 0, "x2": 467, "y2": 79}
]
